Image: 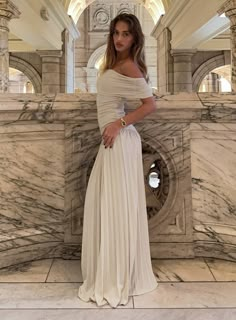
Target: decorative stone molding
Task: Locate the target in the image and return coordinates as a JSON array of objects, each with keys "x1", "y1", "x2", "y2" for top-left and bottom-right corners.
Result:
[
  {"x1": 89, "y1": 2, "x2": 139, "y2": 32},
  {"x1": 0, "y1": 0, "x2": 20, "y2": 32},
  {"x1": 68, "y1": 0, "x2": 153, "y2": 24},
  {"x1": 90, "y1": 3, "x2": 111, "y2": 31},
  {"x1": 115, "y1": 2, "x2": 135, "y2": 16},
  {"x1": 142, "y1": 142, "x2": 173, "y2": 221},
  {"x1": 218, "y1": 0, "x2": 236, "y2": 26},
  {"x1": 36, "y1": 50, "x2": 63, "y2": 59},
  {"x1": 40, "y1": 7, "x2": 50, "y2": 21}
]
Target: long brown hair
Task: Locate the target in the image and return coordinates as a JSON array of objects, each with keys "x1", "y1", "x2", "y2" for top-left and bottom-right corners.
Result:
[{"x1": 101, "y1": 13, "x2": 148, "y2": 82}]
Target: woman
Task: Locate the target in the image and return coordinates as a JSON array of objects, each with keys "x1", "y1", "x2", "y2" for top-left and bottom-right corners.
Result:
[{"x1": 78, "y1": 13, "x2": 158, "y2": 308}]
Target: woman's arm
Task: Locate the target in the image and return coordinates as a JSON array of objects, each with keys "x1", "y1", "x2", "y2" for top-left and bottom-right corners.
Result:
[
  {"x1": 102, "y1": 96, "x2": 156, "y2": 148},
  {"x1": 120, "y1": 96, "x2": 156, "y2": 126},
  {"x1": 102, "y1": 60, "x2": 156, "y2": 148}
]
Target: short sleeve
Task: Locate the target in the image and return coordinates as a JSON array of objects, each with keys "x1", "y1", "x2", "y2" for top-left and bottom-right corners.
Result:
[
  {"x1": 118, "y1": 78, "x2": 153, "y2": 100},
  {"x1": 98, "y1": 70, "x2": 153, "y2": 99},
  {"x1": 134, "y1": 78, "x2": 153, "y2": 99}
]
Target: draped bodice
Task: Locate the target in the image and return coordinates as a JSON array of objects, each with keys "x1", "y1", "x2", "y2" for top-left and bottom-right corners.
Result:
[{"x1": 96, "y1": 69, "x2": 152, "y2": 132}]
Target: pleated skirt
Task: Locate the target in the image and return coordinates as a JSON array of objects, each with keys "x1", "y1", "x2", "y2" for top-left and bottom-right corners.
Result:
[{"x1": 78, "y1": 125, "x2": 158, "y2": 308}]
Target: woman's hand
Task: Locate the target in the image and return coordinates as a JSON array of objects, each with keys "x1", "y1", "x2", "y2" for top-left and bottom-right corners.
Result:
[{"x1": 102, "y1": 120, "x2": 122, "y2": 148}]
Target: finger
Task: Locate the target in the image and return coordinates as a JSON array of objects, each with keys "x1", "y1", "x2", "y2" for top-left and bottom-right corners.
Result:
[
  {"x1": 104, "y1": 137, "x2": 113, "y2": 148},
  {"x1": 102, "y1": 131, "x2": 110, "y2": 141},
  {"x1": 109, "y1": 137, "x2": 115, "y2": 148},
  {"x1": 103, "y1": 136, "x2": 109, "y2": 146}
]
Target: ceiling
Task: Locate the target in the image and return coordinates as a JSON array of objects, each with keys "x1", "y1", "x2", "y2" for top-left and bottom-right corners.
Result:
[
  {"x1": 61, "y1": 0, "x2": 172, "y2": 23},
  {"x1": 8, "y1": 0, "x2": 230, "y2": 52}
]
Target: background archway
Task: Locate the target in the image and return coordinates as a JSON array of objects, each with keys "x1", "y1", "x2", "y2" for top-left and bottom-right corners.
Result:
[
  {"x1": 192, "y1": 55, "x2": 229, "y2": 92},
  {"x1": 10, "y1": 56, "x2": 42, "y2": 93}
]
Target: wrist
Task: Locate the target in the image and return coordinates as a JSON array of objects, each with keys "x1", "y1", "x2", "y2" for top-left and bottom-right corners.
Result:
[{"x1": 120, "y1": 117, "x2": 127, "y2": 128}]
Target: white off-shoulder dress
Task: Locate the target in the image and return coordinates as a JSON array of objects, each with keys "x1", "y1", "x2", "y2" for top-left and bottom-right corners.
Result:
[{"x1": 78, "y1": 69, "x2": 158, "y2": 308}]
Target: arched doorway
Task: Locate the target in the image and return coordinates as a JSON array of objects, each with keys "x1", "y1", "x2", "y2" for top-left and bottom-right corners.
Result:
[
  {"x1": 9, "y1": 56, "x2": 42, "y2": 93},
  {"x1": 199, "y1": 65, "x2": 231, "y2": 93},
  {"x1": 9, "y1": 68, "x2": 35, "y2": 93}
]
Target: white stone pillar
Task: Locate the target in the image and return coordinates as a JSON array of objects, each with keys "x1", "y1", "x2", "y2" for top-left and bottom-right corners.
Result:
[
  {"x1": 151, "y1": 18, "x2": 174, "y2": 93},
  {"x1": 200, "y1": 73, "x2": 220, "y2": 92},
  {"x1": 218, "y1": 0, "x2": 236, "y2": 92},
  {"x1": 37, "y1": 50, "x2": 62, "y2": 94},
  {"x1": 208, "y1": 73, "x2": 220, "y2": 92},
  {"x1": 61, "y1": 29, "x2": 75, "y2": 93},
  {"x1": 86, "y1": 67, "x2": 98, "y2": 93},
  {"x1": 171, "y1": 49, "x2": 196, "y2": 92},
  {"x1": 0, "y1": 0, "x2": 20, "y2": 92}
]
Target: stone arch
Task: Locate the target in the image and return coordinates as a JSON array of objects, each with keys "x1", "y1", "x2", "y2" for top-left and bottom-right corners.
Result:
[
  {"x1": 87, "y1": 44, "x2": 106, "y2": 69},
  {"x1": 9, "y1": 56, "x2": 42, "y2": 93},
  {"x1": 84, "y1": 45, "x2": 106, "y2": 92},
  {"x1": 192, "y1": 54, "x2": 226, "y2": 92}
]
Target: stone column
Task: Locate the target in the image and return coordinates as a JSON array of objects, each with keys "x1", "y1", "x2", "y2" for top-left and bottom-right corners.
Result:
[
  {"x1": 208, "y1": 72, "x2": 220, "y2": 92},
  {"x1": 151, "y1": 18, "x2": 174, "y2": 93},
  {"x1": 37, "y1": 50, "x2": 62, "y2": 94},
  {"x1": 86, "y1": 67, "x2": 98, "y2": 92},
  {"x1": 171, "y1": 49, "x2": 196, "y2": 92},
  {"x1": 61, "y1": 29, "x2": 75, "y2": 93},
  {"x1": 200, "y1": 72, "x2": 220, "y2": 92},
  {"x1": 0, "y1": 0, "x2": 20, "y2": 92},
  {"x1": 218, "y1": 0, "x2": 236, "y2": 92}
]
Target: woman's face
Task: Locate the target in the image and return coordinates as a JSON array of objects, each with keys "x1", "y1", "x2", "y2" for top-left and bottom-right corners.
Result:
[{"x1": 113, "y1": 21, "x2": 134, "y2": 54}]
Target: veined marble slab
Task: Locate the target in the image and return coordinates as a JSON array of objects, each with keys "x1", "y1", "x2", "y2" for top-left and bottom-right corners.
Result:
[
  {"x1": 205, "y1": 258, "x2": 236, "y2": 281},
  {"x1": 152, "y1": 258, "x2": 215, "y2": 282},
  {"x1": 0, "y1": 309, "x2": 236, "y2": 320},
  {"x1": 0, "y1": 92, "x2": 236, "y2": 266},
  {"x1": 0, "y1": 92, "x2": 229, "y2": 110},
  {"x1": 0, "y1": 259, "x2": 52, "y2": 282},
  {"x1": 0, "y1": 124, "x2": 65, "y2": 268},
  {"x1": 46, "y1": 259, "x2": 82, "y2": 282},
  {"x1": 199, "y1": 92, "x2": 236, "y2": 104},
  {"x1": 0, "y1": 283, "x2": 133, "y2": 309},
  {"x1": 133, "y1": 282, "x2": 236, "y2": 308},
  {"x1": 191, "y1": 123, "x2": 236, "y2": 259}
]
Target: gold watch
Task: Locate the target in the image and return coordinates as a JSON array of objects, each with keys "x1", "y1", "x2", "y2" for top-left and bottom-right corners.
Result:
[{"x1": 120, "y1": 117, "x2": 126, "y2": 127}]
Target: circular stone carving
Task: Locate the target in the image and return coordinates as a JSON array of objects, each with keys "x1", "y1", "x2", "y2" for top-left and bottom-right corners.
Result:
[
  {"x1": 93, "y1": 9, "x2": 109, "y2": 26},
  {"x1": 85, "y1": 139, "x2": 174, "y2": 222},
  {"x1": 117, "y1": 8, "x2": 132, "y2": 15},
  {"x1": 142, "y1": 143, "x2": 170, "y2": 220}
]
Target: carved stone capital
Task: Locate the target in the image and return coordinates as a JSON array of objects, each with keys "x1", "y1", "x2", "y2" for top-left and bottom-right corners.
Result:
[
  {"x1": 36, "y1": 50, "x2": 63, "y2": 59},
  {"x1": 218, "y1": 0, "x2": 236, "y2": 28},
  {"x1": 0, "y1": 0, "x2": 20, "y2": 31},
  {"x1": 171, "y1": 49, "x2": 197, "y2": 58}
]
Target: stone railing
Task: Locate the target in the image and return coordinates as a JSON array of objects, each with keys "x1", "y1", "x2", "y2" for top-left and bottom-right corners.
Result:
[{"x1": 0, "y1": 92, "x2": 236, "y2": 268}]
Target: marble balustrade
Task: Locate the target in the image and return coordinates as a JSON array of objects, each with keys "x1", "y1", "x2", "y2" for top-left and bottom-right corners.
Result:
[{"x1": 0, "y1": 92, "x2": 235, "y2": 268}]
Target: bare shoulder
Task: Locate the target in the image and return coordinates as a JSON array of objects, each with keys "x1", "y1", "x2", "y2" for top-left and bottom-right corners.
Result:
[{"x1": 120, "y1": 60, "x2": 144, "y2": 78}]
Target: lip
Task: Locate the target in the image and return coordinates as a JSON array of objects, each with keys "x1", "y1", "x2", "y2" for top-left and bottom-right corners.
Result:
[{"x1": 115, "y1": 43, "x2": 123, "y2": 47}]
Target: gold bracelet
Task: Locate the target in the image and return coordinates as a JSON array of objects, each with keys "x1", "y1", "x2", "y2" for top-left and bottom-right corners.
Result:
[{"x1": 120, "y1": 117, "x2": 126, "y2": 127}]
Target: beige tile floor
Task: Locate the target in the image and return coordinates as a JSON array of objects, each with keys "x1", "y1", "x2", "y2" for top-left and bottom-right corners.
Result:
[{"x1": 0, "y1": 258, "x2": 236, "y2": 320}]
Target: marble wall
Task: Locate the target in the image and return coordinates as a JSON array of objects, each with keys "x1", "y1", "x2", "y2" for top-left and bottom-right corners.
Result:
[
  {"x1": 0, "y1": 92, "x2": 235, "y2": 268},
  {"x1": 191, "y1": 93, "x2": 236, "y2": 260}
]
